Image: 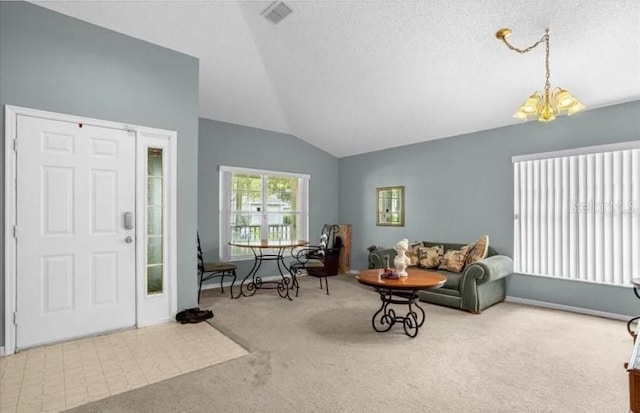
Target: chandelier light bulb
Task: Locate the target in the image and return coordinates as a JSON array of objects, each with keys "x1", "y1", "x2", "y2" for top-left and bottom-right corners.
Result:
[
  {"x1": 567, "y1": 101, "x2": 586, "y2": 116},
  {"x1": 513, "y1": 110, "x2": 528, "y2": 120},
  {"x1": 521, "y1": 94, "x2": 541, "y2": 114}
]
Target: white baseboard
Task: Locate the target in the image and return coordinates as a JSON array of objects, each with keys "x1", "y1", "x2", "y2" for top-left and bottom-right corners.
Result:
[
  {"x1": 505, "y1": 296, "x2": 629, "y2": 321},
  {"x1": 348, "y1": 270, "x2": 358, "y2": 275},
  {"x1": 0, "y1": 346, "x2": 5, "y2": 356},
  {"x1": 200, "y1": 281, "x2": 230, "y2": 291}
]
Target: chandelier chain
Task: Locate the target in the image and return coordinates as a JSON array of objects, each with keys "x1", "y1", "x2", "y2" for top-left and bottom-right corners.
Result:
[
  {"x1": 544, "y1": 30, "x2": 551, "y2": 92},
  {"x1": 499, "y1": 32, "x2": 548, "y2": 54},
  {"x1": 499, "y1": 29, "x2": 551, "y2": 92}
]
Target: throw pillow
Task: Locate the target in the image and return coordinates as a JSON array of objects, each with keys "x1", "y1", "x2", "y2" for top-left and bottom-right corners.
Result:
[
  {"x1": 438, "y1": 246, "x2": 469, "y2": 273},
  {"x1": 417, "y1": 245, "x2": 444, "y2": 269},
  {"x1": 406, "y1": 242, "x2": 423, "y2": 267},
  {"x1": 466, "y1": 235, "x2": 490, "y2": 265}
]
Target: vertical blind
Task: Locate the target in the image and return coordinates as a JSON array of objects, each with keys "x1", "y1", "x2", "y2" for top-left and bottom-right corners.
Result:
[{"x1": 513, "y1": 144, "x2": 640, "y2": 286}]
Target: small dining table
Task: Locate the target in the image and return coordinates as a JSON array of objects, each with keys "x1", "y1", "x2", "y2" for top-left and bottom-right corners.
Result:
[{"x1": 228, "y1": 239, "x2": 308, "y2": 300}]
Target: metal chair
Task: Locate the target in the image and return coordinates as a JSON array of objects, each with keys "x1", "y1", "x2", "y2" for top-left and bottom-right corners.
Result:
[
  {"x1": 288, "y1": 224, "x2": 342, "y2": 295},
  {"x1": 197, "y1": 233, "x2": 237, "y2": 302}
]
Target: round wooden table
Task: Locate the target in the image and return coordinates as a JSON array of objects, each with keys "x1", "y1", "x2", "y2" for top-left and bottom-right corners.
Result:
[
  {"x1": 228, "y1": 240, "x2": 308, "y2": 300},
  {"x1": 357, "y1": 268, "x2": 446, "y2": 337}
]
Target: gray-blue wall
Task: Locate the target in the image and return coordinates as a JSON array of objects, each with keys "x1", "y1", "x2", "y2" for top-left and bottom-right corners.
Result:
[
  {"x1": 0, "y1": 2, "x2": 200, "y2": 346},
  {"x1": 198, "y1": 118, "x2": 339, "y2": 281},
  {"x1": 339, "y1": 100, "x2": 640, "y2": 317}
]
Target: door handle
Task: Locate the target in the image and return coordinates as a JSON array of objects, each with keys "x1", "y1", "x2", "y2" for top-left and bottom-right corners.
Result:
[{"x1": 124, "y1": 212, "x2": 134, "y2": 230}]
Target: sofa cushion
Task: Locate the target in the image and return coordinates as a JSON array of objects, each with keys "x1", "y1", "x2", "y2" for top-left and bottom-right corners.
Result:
[
  {"x1": 407, "y1": 242, "x2": 423, "y2": 267},
  {"x1": 439, "y1": 271, "x2": 463, "y2": 290},
  {"x1": 417, "y1": 245, "x2": 444, "y2": 269},
  {"x1": 421, "y1": 241, "x2": 499, "y2": 258},
  {"x1": 438, "y1": 246, "x2": 469, "y2": 273},
  {"x1": 434, "y1": 285, "x2": 461, "y2": 296},
  {"x1": 465, "y1": 235, "x2": 490, "y2": 265}
]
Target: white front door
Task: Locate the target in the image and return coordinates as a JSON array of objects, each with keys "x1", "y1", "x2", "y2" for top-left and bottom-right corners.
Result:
[{"x1": 15, "y1": 115, "x2": 136, "y2": 349}]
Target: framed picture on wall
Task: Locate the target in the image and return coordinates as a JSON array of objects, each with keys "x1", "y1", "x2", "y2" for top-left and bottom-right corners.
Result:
[{"x1": 376, "y1": 186, "x2": 405, "y2": 226}]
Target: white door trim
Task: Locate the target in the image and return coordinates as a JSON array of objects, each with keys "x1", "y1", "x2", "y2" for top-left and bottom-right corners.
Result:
[
  {"x1": 3, "y1": 105, "x2": 178, "y2": 355},
  {"x1": 136, "y1": 131, "x2": 178, "y2": 327}
]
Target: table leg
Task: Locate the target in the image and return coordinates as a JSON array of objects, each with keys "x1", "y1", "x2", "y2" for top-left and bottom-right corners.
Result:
[
  {"x1": 235, "y1": 247, "x2": 293, "y2": 300},
  {"x1": 628, "y1": 316, "x2": 640, "y2": 337},
  {"x1": 275, "y1": 247, "x2": 292, "y2": 300},
  {"x1": 626, "y1": 287, "x2": 640, "y2": 337},
  {"x1": 235, "y1": 248, "x2": 261, "y2": 298},
  {"x1": 371, "y1": 289, "x2": 425, "y2": 338}
]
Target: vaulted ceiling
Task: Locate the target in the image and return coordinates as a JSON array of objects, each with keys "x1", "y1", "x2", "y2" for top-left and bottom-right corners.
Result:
[{"x1": 34, "y1": 1, "x2": 640, "y2": 157}]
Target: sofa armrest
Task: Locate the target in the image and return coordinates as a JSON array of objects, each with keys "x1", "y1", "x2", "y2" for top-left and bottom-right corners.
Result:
[
  {"x1": 368, "y1": 248, "x2": 397, "y2": 269},
  {"x1": 462, "y1": 255, "x2": 513, "y2": 284}
]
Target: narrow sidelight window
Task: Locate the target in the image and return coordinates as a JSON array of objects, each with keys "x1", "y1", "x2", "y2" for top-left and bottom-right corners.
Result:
[{"x1": 147, "y1": 148, "x2": 164, "y2": 295}]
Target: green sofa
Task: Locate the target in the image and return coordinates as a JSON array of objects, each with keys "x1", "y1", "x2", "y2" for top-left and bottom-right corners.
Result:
[{"x1": 367, "y1": 241, "x2": 513, "y2": 313}]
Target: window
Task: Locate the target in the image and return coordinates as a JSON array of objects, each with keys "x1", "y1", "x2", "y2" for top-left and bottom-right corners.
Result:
[
  {"x1": 146, "y1": 147, "x2": 165, "y2": 295},
  {"x1": 219, "y1": 166, "x2": 309, "y2": 260},
  {"x1": 513, "y1": 142, "x2": 640, "y2": 286}
]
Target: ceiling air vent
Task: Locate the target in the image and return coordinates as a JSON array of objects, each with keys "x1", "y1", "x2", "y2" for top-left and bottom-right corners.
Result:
[{"x1": 262, "y1": 1, "x2": 293, "y2": 24}]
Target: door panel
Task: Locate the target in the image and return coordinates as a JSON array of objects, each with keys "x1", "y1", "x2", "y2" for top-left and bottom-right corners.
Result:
[
  {"x1": 42, "y1": 255, "x2": 74, "y2": 312},
  {"x1": 16, "y1": 115, "x2": 136, "y2": 349},
  {"x1": 91, "y1": 170, "x2": 118, "y2": 234},
  {"x1": 91, "y1": 252, "x2": 119, "y2": 305},
  {"x1": 42, "y1": 166, "x2": 74, "y2": 235}
]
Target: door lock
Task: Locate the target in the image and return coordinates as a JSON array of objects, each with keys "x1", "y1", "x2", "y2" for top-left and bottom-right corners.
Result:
[
  {"x1": 125, "y1": 236, "x2": 133, "y2": 244},
  {"x1": 124, "y1": 212, "x2": 134, "y2": 230}
]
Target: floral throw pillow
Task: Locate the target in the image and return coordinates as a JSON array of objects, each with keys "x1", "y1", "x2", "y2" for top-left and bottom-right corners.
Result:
[
  {"x1": 465, "y1": 235, "x2": 490, "y2": 265},
  {"x1": 438, "y1": 246, "x2": 469, "y2": 273},
  {"x1": 417, "y1": 245, "x2": 444, "y2": 269},
  {"x1": 406, "y1": 242, "x2": 423, "y2": 267}
]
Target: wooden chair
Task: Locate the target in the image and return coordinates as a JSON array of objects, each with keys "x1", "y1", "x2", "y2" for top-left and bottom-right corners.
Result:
[{"x1": 197, "y1": 233, "x2": 237, "y2": 302}]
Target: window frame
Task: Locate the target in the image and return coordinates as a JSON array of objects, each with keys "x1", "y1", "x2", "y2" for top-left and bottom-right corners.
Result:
[{"x1": 219, "y1": 165, "x2": 310, "y2": 261}]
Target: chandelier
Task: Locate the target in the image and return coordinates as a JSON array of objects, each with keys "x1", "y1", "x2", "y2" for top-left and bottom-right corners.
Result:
[{"x1": 495, "y1": 28, "x2": 585, "y2": 122}]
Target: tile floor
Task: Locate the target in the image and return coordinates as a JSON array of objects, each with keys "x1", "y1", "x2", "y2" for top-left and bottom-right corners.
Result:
[{"x1": 0, "y1": 322, "x2": 248, "y2": 413}]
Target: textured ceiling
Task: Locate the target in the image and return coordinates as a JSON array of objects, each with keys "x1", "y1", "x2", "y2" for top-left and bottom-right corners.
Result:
[{"x1": 33, "y1": 1, "x2": 640, "y2": 157}]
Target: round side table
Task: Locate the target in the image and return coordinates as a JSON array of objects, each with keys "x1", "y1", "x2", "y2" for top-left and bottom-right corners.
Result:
[{"x1": 627, "y1": 278, "x2": 640, "y2": 337}]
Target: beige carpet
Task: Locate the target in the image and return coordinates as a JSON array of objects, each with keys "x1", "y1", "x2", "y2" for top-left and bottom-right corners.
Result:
[{"x1": 67, "y1": 274, "x2": 629, "y2": 413}]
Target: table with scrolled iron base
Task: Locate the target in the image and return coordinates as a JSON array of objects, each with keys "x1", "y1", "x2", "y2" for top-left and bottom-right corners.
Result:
[
  {"x1": 372, "y1": 289, "x2": 426, "y2": 337},
  {"x1": 627, "y1": 278, "x2": 640, "y2": 337},
  {"x1": 357, "y1": 268, "x2": 446, "y2": 338},
  {"x1": 229, "y1": 240, "x2": 308, "y2": 301}
]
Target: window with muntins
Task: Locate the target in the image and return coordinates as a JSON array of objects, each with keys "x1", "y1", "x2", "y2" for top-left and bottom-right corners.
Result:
[
  {"x1": 513, "y1": 142, "x2": 640, "y2": 286},
  {"x1": 219, "y1": 166, "x2": 309, "y2": 260}
]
